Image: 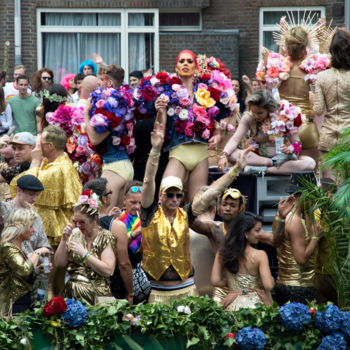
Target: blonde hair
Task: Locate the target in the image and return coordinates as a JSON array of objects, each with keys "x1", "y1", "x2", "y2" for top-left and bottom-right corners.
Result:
[
  {"x1": 285, "y1": 26, "x2": 309, "y2": 60},
  {"x1": 0, "y1": 208, "x2": 36, "y2": 243}
]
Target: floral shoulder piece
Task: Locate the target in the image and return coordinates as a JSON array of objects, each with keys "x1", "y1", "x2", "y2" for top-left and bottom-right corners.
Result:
[
  {"x1": 299, "y1": 53, "x2": 330, "y2": 83},
  {"x1": 46, "y1": 104, "x2": 101, "y2": 183},
  {"x1": 256, "y1": 51, "x2": 291, "y2": 89},
  {"x1": 89, "y1": 84, "x2": 136, "y2": 155},
  {"x1": 134, "y1": 59, "x2": 236, "y2": 142}
]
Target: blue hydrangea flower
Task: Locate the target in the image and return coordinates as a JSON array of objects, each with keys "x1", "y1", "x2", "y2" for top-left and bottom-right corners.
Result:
[
  {"x1": 317, "y1": 332, "x2": 347, "y2": 350},
  {"x1": 341, "y1": 311, "x2": 350, "y2": 340},
  {"x1": 62, "y1": 298, "x2": 87, "y2": 328},
  {"x1": 236, "y1": 326, "x2": 266, "y2": 350},
  {"x1": 280, "y1": 302, "x2": 311, "y2": 330},
  {"x1": 314, "y1": 304, "x2": 343, "y2": 334}
]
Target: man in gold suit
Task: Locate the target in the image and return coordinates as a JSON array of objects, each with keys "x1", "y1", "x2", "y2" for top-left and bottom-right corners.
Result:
[{"x1": 10, "y1": 124, "x2": 82, "y2": 296}]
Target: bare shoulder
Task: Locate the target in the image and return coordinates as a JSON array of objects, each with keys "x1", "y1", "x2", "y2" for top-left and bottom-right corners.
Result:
[{"x1": 254, "y1": 248, "x2": 269, "y2": 262}]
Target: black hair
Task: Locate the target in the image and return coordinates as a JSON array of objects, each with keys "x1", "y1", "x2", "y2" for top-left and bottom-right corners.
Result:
[
  {"x1": 220, "y1": 212, "x2": 262, "y2": 274},
  {"x1": 83, "y1": 177, "x2": 108, "y2": 200},
  {"x1": 74, "y1": 73, "x2": 85, "y2": 84},
  {"x1": 129, "y1": 70, "x2": 143, "y2": 80}
]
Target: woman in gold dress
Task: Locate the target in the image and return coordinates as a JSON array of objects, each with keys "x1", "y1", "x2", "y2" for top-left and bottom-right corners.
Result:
[
  {"x1": 54, "y1": 190, "x2": 117, "y2": 304},
  {"x1": 0, "y1": 208, "x2": 49, "y2": 314},
  {"x1": 211, "y1": 212, "x2": 274, "y2": 311}
]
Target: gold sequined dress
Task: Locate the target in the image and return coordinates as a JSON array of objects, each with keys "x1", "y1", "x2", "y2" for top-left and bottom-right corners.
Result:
[
  {"x1": 10, "y1": 152, "x2": 82, "y2": 247},
  {"x1": 223, "y1": 272, "x2": 264, "y2": 311},
  {"x1": 0, "y1": 242, "x2": 34, "y2": 314},
  {"x1": 65, "y1": 227, "x2": 117, "y2": 305}
]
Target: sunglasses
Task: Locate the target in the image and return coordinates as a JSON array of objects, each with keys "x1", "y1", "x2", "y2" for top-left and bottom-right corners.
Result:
[
  {"x1": 165, "y1": 192, "x2": 184, "y2": 199},
  {"x1": 221, "y1": 189, "x2": 242, "y2": 200},
  {"x1": 42, "y1": 77, "x2": 52, "y2": 81},
  {"x1": 104, "y1": 190, "x2": 112, "y2": 196},
  {"x1": 130, "y1": 186, "x2": 143, "y2": 193}
]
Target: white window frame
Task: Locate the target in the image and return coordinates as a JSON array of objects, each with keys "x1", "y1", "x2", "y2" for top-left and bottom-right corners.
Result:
[
  {"x1": 159, "y1": 8, "x2": 202, "y2": 31},
  {"x1": 259, "y1": 6, "x2": 326, "y2": 57},
  {"x1": 36, "y1": 8, "x2": 159, "y2": 77}
]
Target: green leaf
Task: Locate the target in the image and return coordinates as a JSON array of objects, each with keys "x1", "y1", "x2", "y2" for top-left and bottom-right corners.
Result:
[{"x1": 186, "y1": 337, "x2": 200, "y2": 347}]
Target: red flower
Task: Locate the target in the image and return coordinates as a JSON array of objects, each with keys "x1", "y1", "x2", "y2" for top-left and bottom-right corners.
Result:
[
  {"x1": 294, "y1": 115, "x2": 302, "y2": 127},
  {"x1": 140, "y1": 76, "x2": 151, "y2": 85},
  {"x1": 43, "y1": 297, "x2": 67, "y2": 318},
  {"x1": 156, "y1": 72, "x2": 170, "y2": 85},
  {"x1": 200, "y1": 74, "x2": 211, "y2": 81},
  {"x1": 174, "y1": 119, "x2": 187, "y2": 134},
  {"x1": 141, "y1": 86, "x2": 158, "y2": 102},
  {"x1": 121, "y1": 135, "x2": 131, "y2": 146},
  {"x1": 107, "y1": 114, "x2": 122, "y2": 129},
  {"x1": 43, "y1": 304, "x2": 54, "y2": 318},
  {"x1": 224, "y1": 332, "x2": 236, "y2": 339},
  {"x1": 81, "y1": 189, "x2": 91, "y2": 196},
  {"x1": 208, "y1": 87, "x2": 221, "y2": 102},
  {"x1": 91, "y1": 153, "x2": 103, "y2": 166},
  {"x1": 169, "y1": 76, "x2": 182, "y2": 86},
  {"x1": 309, "y1": 307, "x2": 315, "y2": 315}
]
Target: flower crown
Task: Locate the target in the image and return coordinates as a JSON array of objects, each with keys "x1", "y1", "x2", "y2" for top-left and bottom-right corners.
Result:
[
  {"x1": 76, "y1": 189, "x2": 101, "y2": 215},
  {"x1": 40, "y1": 89, "x2": 67, "y2": 103}
]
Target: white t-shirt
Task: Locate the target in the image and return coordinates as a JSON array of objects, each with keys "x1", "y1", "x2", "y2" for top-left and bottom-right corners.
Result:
[{"x1": 3, "y1": 82, "x2": 31, "y2": 103}]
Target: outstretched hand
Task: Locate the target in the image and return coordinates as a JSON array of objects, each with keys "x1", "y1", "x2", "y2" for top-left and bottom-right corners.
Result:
[
  {"x1": 242, "y1": 75, "x2": 251, "y2": 85},
  {"x1": 91, "y1": 53, "x2": 105, "y2": 65},
  {"x1": 236, "y1": 147, "x2": 252, "y2": 170},
  {"x1": 150, "y1": 121, "x2": 164, "y2": 151},
  {"x1": 277, "y1": 195, "x2": 294, "y2": 219}
]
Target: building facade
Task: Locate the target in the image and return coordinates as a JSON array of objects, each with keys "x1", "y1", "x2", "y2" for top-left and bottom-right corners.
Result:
[{"x1": 0, "y1": 0, "x2": 346, "y2": 82}]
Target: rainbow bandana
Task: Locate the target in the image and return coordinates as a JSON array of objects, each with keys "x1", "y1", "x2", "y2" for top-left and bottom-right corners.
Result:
[{"x1": 119, "y1": 209, "x2": 141, "y2": 254}]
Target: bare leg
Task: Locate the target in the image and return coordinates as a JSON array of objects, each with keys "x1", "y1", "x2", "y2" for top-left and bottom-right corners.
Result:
[
  {"x1": 267, "y1": 156, "x2": 316, "y2": 175},
  {"x1": 319, "y1": 150, "x2": 335, "y2": 180},
  {"x1": 229, "y1": 149, "x2": 272, "y2": 167},
  {"x1": 102, "y1": 170, "x2": 126, "y2": 210},
  {"x1": 300, "y1": 146, "x2": 319, "y2": 168},
  {"x1": 162, "y1": 157, "x2": 187, "y2": 187},
  {"x1": 187, "y1": 157, "x2": 208, "y2": 202}
]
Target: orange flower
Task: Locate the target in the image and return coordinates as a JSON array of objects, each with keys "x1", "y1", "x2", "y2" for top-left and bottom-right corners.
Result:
[{"x1": 256, "y1": 71, "x2": 265, "y2": 81}]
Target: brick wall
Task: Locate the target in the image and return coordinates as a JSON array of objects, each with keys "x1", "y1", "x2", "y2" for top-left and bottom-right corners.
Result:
[{"x1": 0, "y1": 0, "x2": 345, "y2": 81}]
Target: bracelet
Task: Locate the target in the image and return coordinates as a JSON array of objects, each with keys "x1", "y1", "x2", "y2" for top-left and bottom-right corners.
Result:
[
  {"x1": 219, "y1": 152, "x2": 228, "y2": 159},
  {"x1": 150, "y1": 149, "x2": 161, "y2": 158},
  {"x1": 127, "y1": 293, "x2": 134, "y2": 297},
  {"x1": 228, "y1": 166, "x2": 240, "y2": 179},
  {"x1": 82, "y1": 251, "x2": 91, "y2": 263},
  {"x1": 151, "y1": 161, "x2": 159, "y2": 166},
  {"x1": 311, "y1": 236, "x2": 319, "y2": 241}
]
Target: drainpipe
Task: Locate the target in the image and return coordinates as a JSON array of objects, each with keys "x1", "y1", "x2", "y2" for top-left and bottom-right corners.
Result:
[
  {"x1": 345, "y1": 0, "x2": 350, "y2": 30},
  {"x1": 14, "y1": 0, "x2": 22, "y2": 65}
]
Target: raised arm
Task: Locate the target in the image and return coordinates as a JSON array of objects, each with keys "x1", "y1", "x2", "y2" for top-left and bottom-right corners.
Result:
[
  {"x1": 141, "y1": 120, "x2": 164, "y2": 208},
  {"x1": 84, "y1": 99, "x2": 111, "y2": 146},
  {"x1": 192, "y1": 147, "x2": 250, "y2": 216}
]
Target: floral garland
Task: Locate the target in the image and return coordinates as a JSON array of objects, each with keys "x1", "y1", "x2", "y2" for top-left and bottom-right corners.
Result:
[
  {"x1": 43, "y1": 297, "x2": 87, "y2": 328},
  {"x1": 89, "y1": 84, "x2": 136, "y2": 155},
  {"x1": 134, "y1": 68, "x2": 236, "y2": 143},
  {"x1": 46, "y1": 104, "x2": 101, "y2": 184},
  {"x1": 256, "y1": 51, "x2": 330, "y2": 88},
  {"x1": 247, "y1": 99, "x2": 304, "y2": 155}
]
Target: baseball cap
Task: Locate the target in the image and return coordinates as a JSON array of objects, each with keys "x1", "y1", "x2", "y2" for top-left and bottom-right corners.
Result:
[
  {"x1": 10, "y1": 132, "x2": 36, "y2": 146},
  {"x1": 160, "y1": 176, "x2": 183, "y2": 193},
  {"x1": 17, "y1": 175, "x2": 44, "y2": 191}
]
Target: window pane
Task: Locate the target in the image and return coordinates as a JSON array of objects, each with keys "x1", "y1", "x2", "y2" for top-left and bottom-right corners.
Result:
[
  {"x1": 97, "y1": 13, "x2": 121, "y2": 26},
  {"x1": 263, "y1": 31, "x2": 279, "y2": 52},
  {"x1": 43, "y1": 13, "x2": 97, "y2": 25},
  {"x1": 263, "y1": 10, "x2": 321, "y2": 25},
  {"x1": 80, "y1": 33, "x2": 121, "y2": 66},
  {"x1": 160, "y1": 13, "x2": 200, "y2": 27},
  {"x1": 129, "y1": 33, "x2": 154, "y2": 72},
  {"x1": 129, "y1": 13, "x2": 154, "y2": 26}
]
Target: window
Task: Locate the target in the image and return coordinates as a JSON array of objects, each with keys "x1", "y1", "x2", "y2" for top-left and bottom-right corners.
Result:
[
  {"x1": 259, "y1": 7, "x2": 325, "y2": 53},
  {"x1": 159, "y1": 9, "x2": 201, "y2": 31},
  {"x1": 37, "y1": 9, "x2": 159, "y2": 81}
]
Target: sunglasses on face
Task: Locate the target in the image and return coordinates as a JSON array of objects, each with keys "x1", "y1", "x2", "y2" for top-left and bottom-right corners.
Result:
[
  {"x1": 165, "y1": 192, "x2": 184, "y2": 199},
  {"x1": 42, "y1": 77, "x2": 52, "y2": 81},
  {"x1": 221, "y1": 189, "x2": 243, "y2": 201},
  {"x1": 130, "y1": 186, "x2": 143, "y2": 193},
  {"x1": 104, "y1": 190, "x2": 112, "y2": 196}
]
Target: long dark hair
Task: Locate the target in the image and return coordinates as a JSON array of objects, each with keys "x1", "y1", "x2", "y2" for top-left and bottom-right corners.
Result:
[
  {"x1": 330, "y1": 30, "x2": 350, "y2": 70},
  {"x1": 32, "y1": 68, "x2": 54, "y2": 93},
  {"x1": 220, "y1": 212, "x2": 262, "y2": 274}
]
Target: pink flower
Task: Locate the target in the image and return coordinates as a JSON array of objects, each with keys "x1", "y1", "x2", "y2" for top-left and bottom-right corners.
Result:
[
  {"x1": 104, "y1": 88, "x2": 113, "y2": 97},
  {"x1": 192, "y1": 103, "x2": 207, "y2": 119},
  {"x1": 179, "y1": 97, "x2": 191, "y2": 107},
  {"x1": 75, "y1": 146, "x2": 86, "y2": 157},
  {"x1": 167, "y1": 108, "x2": 175, "y2": 116},
  {"x1": 88, "y1": 199, "x2": 98, "y2": 208},
  {"x1": 227, "y1": 124, "x2": 235, "y2": 132},
  {"x1": 175, "y1": 106, "x2": 182, "y2": 115},
  {"x1": 150, "y1": 77, "x2": 160, "y2": 86},
  {"x1": 207, "y1": 105, "x2": 219, "y2": 118},
  {"x1": 201, "y1": 129, "x2": 210, "y2": 139},
  {"x1": 171, "y1": 84, "x2": 181, "y2": 92},
  {"x1": 185, "y1": 122, "x2": 194, "y2": 138},
  {"x1": 96, "y1": 100, "x2": 106, "y2": 108},
  {"x1": 220, "y1": 121, "x2": 227, "y2": 129},
  {"x1": 198, "y1": 83, "x2": 208, "y2": 90},
  {"x1": 176, "y1": 86, "x2": 189, "y2": 99},
  {"x1": 210, "y1": 70, "x2": 233, "y2": 90},
  {"x1": 90, "y1": 114, "x2": 108, "y2": 127},
  {"x1": 79, "y1": 195, "x2": 89, "y2": 204}
]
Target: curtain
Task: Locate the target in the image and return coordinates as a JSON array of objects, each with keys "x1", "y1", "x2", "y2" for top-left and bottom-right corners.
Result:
[
  {"x1": 43, "y1": 13, "x2": 121, "y2": 82},
  {"x1": 128, "y1": 14, "x2": 146, "y2": 72}
]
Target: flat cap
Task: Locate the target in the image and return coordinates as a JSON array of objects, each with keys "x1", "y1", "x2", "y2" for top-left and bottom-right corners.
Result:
[{"x1": 17, "y1": 175, "x2": 44, "y2": 191}]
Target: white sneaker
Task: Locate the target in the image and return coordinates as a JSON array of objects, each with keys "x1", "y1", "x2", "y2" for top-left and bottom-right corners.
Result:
[{"x1": 243, "y1": 165, "x2": 268, "y2": 175}]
